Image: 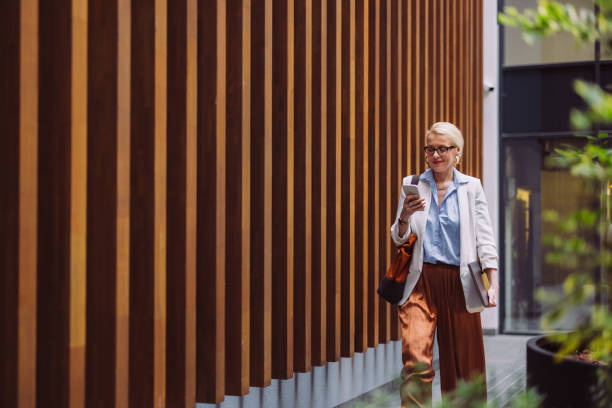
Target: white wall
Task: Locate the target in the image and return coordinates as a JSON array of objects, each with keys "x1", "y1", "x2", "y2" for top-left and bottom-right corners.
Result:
[{"x1": 481, "y1": 0, "x2": 500, "y2": 333}]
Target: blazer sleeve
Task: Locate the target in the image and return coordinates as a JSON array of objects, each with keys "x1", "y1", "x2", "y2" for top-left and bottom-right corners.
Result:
[
  {"x1": 474, "y1": 180, "x2": 498, "y2": 270},
  {"x1": 390, "y1": 177, "x2": 412, "y2": 247}
]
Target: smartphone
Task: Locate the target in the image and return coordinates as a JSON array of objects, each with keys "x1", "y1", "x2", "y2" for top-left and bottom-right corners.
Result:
[{"x1": 402, "y1": 184, "x2": 419, "y2": 197}]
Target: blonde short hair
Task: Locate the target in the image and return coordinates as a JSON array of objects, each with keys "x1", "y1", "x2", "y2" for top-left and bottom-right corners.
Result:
[{"x1": 425, "y1": 122, "x2": 464, "y2": 157}]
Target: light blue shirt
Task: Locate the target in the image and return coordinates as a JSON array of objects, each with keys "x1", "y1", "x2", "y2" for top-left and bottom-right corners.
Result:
[{"x1": 422, "y1": 168, "x2": 464, "y2": 266}]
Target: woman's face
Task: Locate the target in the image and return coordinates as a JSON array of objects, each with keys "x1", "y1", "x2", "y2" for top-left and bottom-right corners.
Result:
[{"x1": 425, "y1": 132, "x2": 460, "y2": 175}]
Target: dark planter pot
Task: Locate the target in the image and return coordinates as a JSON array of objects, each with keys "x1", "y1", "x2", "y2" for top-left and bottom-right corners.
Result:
[{"x1": 526, "y1": 335, "x2": 603, "y2": 408}]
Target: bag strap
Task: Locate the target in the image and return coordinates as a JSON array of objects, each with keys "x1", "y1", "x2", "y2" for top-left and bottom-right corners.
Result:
[{"x1": 410, "y1": 174, "x2": 420, "y2": 185}]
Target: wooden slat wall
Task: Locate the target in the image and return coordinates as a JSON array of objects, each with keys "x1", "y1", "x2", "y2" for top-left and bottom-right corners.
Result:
[{"x1": 0, "y1": 0, "x2": 483, "y2": 405}]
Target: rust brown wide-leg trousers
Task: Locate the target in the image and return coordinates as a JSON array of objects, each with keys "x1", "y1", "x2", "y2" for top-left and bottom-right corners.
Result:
[{"x1": 398, "y1": 262, "x2": 486, "y2": 407}]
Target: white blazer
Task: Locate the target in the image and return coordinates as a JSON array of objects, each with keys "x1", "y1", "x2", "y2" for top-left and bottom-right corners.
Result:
[{"x1": 390, "y1": 169, "x2": 498, "y2": 313}]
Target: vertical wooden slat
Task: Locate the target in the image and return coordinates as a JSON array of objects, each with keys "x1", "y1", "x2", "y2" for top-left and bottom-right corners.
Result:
[
  {"x1": 378, "y1": 0, "x2": 389, "y2": 344},
  {"x1": 196, "y1": 0, "x2": 225, "y2": 402},
  {"x1": 476, "y1": 0, "x2": 483, "y2": 179},
  {"x1": 405, "y1": 0, "x2": 412, "y2": 175},
  {"x1": 217, "y1": 0, "x2": 227, "y2": 395},
  {"x1": 264, "y1": 0, "x2": 273, "y2": 381},
  {"x1": 154, "y1": 1, "x2": 168, "y2": 402},
  {"x1": 288, "y1": 0, "x2": 296, "y2": 373},
  {"x1": 472, "y1": 0, "x2": 477, "y2": 175},
  {"x1": 430, "y1": 0, "x2": 435, "y2": 125},
  {"x1": 369, "y1": 0, "x2": 380, "y2": 348},
  {"x1": 366, "y1": 0, "x2": 378, "y2": 349},
  {"x1": 325, "y1": 0, "x2": 340, "y2": 363},
  {"x1": 384, "y1": 0, "x2": 391, "y2": 343},
  {"x1": 86, "y1": 0, "x2": 130, "y2": 406},
  {"x1": 272, "y1": 0, "x2": 293, "y2": 378},
  {"x1": 18, "y1": 0, "x2": 38, "y2": 406},
  {"x1": 311, "y1": 0, "x2": 327, "y2": 367},
  {"x1": 115, "y1": 1, "x2": 131, "y2": 405},
  {"x1": 465, "y1": 0, "x2": 471, "y2": 174},
  {"x1": 334, "y1": 0, "x2": 343, "y2": 360},
  {"x1": 449, "y1": 1, "x2": 459, "y2": 124},
  {"x1": 387, "y1": 0, "x2": 398, "y2": 342},
  {"x1": 459, "y1": 0, "x2": 466, "y2": 138},
  {"x1": 390, "y1": 0, "x2": 401, "y2": 342},
  {"x1": 477, "y1": 0, "x2": 483, "y2": 178},
  {"x1": 437, "y1": 1, "x2": 442, "y2": 121},
  {"x1": 225, "y1": 0, "x2": 250, "y2": 395},
  {"x1": 401, "y1": 0, "x2": 409, "y2": 176},
  {"x1": 36, "y1": 2, "x2": 71, "y2": 406},
  {"x1": 0, "y1": 1, "x2": 21, "y2": 406},
  {"x1": 339, "y1": 0, "x2": 354, "y2": 358},
  {"x1": 414, "y1": 0, "x2": 422, "y2": 173},
  {"x1": 471, "y1": 0, "x2": 476, "y2": 175},
  {"x1": 349, "y1": 0, "x2": 356, "y2": 358},
  {"x1": 442, "y1": 0, "x2": 447, "y2": 120},
  {"x1": 361, "y1": 0, "x2": 369, "y2": 352},
  {"x1": 423, "y1": 0, "x2": 429, "y2": 138},
  {"x1": 185, "y1": 1, "x2": 197, "y2": 403},
  {"x1": 354, "y1": 0, "x2": 367, "y2": 353},
  {"x1": 250, "y1": 0, "x2": 273, "y2": 387},
  {"x1": 70, "y1": 0, "x2": 87, "y2": 406},
  {"x1": 304, "y1": 0, "x2": 313, "y2": 371},
  {"x1": 166, "y1": 0, "x2": 197, "y2": 404},
  {"x1": 444, "y1": 0, "x2": 450, "y2": 120},
  {"x1": 129, "y1": 0, "x2": 167, "y2": 404},
  {"x1": 294, "y1": 0, "x2": 312, "y2": 373},
  {"x1": 167, "y1": 0, "x2": 187, "y2": 402}
]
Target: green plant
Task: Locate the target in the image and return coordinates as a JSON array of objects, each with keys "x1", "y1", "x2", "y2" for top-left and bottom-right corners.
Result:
[{"x1": 354, "y1": 375, "x2": 542, "y2": 408}]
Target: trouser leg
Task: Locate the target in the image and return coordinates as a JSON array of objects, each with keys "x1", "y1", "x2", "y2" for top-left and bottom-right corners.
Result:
[
  {"x1": 398, "y1": 275, "x2": 436, "y2": 408},
  {"x1": 433, "y1": 265, "x2": 487, "y2": 398}
]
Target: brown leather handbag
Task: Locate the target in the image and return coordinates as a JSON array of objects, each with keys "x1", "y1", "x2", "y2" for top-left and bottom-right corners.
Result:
[{"x1": 377, "y1": 233, "x2": 418, "y2": 304}]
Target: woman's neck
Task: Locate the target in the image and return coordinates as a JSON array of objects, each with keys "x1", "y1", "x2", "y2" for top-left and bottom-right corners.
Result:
[{"x1": 432, "y1": 167, "x2": 454, "y2": 183}]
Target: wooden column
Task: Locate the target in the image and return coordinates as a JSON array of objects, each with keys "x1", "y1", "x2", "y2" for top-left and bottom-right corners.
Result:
[
  {"x1": 35, "y1": 1, "x2": 73, "y2": 406},
  {"x1": 70, "y1": 0, "x2": 88, "y2": 405},
  {"x1": 129, "y1": 0, "x2": 167, "y2": 405},
  {"x1": 340, "y1": 0, "x2": 355, "y2": 358},
  {"x1": 225, "y1": 0, "x2": 251, "y2": 395},
  {"x1": 294, "y1": 0, "x2": 313, "y2": 373},
  {"x1": 271, "y1": 0, "x2": 294, "y2": 378},
  {"x1": 250, "y1": 0, "x2": 273, "y2": 387},
  {"x1": 166, "y1": 0, "x2": 197, "y2": 405},
  {"x1": 325, "y1": 0, "x2": 341, "y2": 363},
  {"x1": 196, "y1": 0, "x2": 225, "y2": 403},
  {"x1": 86, "y1": 0, "x2": 131, "y2": 406},
  {"x1": 311, "y1": 0, "x2": 327, "y2": 367},
  {"x1": 378, "y1": 0, "x2": 389, "y2": 344},
  {"x1": 0, "y1": 0, "x2": 38, "y2": 406},
  {"x1": 367, "y1": 0, "x2": 379, "y2": 348},
  {"x1": 354, "y1": 0, "x2": 367, "y2": 353}
]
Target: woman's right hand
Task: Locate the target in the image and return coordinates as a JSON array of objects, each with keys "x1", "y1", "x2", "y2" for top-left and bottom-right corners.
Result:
[{"x1": 400, "y1": 194, "x2": 426, "y2": 221}]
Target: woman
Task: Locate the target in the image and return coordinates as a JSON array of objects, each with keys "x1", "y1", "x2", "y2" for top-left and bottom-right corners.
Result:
[{"x1": 390, "y1": 122, "x2": 499, "y2": 407}]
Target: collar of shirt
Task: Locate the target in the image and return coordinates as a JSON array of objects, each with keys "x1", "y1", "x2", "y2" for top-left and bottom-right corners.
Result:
[{"x1": 422, "y1": 168, "x2": 468, "y2": 205}]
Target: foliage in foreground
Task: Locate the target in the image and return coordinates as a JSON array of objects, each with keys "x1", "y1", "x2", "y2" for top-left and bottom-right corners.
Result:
[{"x1": 353, "y1": 375, "x2": 542, "y2": 408}]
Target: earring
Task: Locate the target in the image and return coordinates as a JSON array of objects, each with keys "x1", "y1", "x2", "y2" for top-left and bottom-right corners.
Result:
[{"x1": 456, "y1": 156, "x2": 460, "y2": 164}]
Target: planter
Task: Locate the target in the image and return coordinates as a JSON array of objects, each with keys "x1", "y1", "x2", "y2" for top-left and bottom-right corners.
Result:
[{"x1": 526, "y1": 335, "x2": 603, "y2": 407}]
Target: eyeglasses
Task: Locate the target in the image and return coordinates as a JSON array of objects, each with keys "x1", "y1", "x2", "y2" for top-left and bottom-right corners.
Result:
[{"x1": 423, "y1": 145, "x2": 456, "y2": 156}]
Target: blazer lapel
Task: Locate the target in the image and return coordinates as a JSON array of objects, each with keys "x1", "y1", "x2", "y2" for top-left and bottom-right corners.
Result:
[{"x1": 458, "y1": 180, "x2": 469, "y2": 265}]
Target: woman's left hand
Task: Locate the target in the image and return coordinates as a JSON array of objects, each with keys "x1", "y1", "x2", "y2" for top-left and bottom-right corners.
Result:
[{"x1": 486, "y1": 284, "x2": 498, "y2": 308}]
